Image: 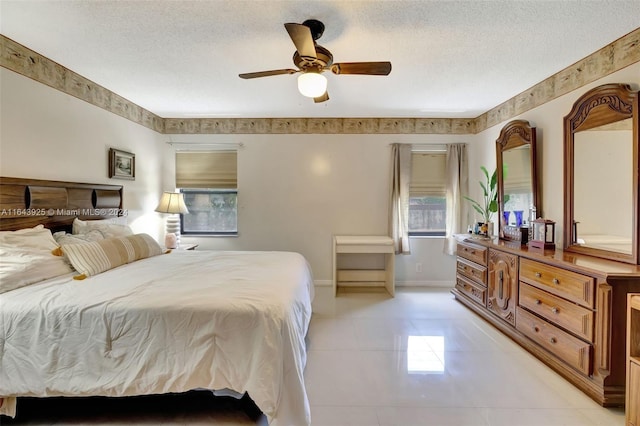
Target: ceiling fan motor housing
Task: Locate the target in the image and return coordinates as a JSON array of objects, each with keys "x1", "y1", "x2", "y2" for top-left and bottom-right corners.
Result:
[{"x1": 293, "y1": 45, "x2": 333, "y2": 70}]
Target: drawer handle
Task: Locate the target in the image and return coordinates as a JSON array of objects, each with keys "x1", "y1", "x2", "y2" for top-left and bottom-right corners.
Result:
[
  {"x1": 535, "y1": 299, "x2": 541, "y2": 305},
  {"x1": 533, "y1": 326, "x2": 540, "y2": 333},
  {"x1": 535, "y1": 272, "x2": 542, "y2": 278},
  {"x1": 552, "y1": 278, "x2": 560, "y2": 285},
  {"x1": 550, "y1": 337, "x2": 557, "y2": 344},
  {"x1": 551, "y1": 307, "x2": 559, "y2": 314}
]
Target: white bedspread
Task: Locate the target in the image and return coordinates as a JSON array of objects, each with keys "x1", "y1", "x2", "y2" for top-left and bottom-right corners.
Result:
[{"x1": 0, "y1": 250, "x2": 314, "y2": 425}]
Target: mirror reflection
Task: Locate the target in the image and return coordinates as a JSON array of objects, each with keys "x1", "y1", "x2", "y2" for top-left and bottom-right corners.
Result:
[
  {"x1": 496, "y1": 120, "x2": 538, "y2": 242},
  {"x1": 502, "y1": 145, "x2": 533, "y2": 227},
  {"x1": 573, "y1": 118, "x2": 633, "y2": 254},
  {"x1": 563, "y1": 83, "x2": 639, "y2": 264}
]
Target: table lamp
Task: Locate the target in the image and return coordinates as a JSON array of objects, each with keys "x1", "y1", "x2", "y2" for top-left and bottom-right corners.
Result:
[{"x1": 155, "y1": 192, "x2": 189, "y2": 248}]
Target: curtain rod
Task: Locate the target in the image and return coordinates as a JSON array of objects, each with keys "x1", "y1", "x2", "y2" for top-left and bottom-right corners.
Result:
[
  {"x1": 166, "y1": 142, "x2": 244, "y2": 151},
  {"x1": 388, "y1": 143, "x2": 450, "y2": 150},
  {"x1": 409, "y1": 143, "x2": 448, "y2": 153}
]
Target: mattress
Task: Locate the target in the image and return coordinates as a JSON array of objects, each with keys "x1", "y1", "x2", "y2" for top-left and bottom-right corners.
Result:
[{"x1": 0, "y1": 250, "x2": 314, "y2": 425}]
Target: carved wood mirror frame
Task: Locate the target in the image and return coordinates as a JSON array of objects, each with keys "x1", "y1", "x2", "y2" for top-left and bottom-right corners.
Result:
[
  {"x1": 496, "y1": 119, "x2": 539, "y2": 241},
  {"x1": 563, "y1": 83, "x2": 639, "y2": 264}
]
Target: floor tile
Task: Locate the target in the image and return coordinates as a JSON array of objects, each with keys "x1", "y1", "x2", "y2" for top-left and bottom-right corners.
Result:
[{"x1": 309, "y1": 406, "x2": 380, "y2": 426}]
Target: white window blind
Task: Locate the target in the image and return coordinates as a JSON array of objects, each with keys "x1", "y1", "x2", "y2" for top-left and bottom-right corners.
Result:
[
  {"x1": 175, "y1": 151, "x2": 237, "y2": 189},
  {"x1": 410, "y1": 152, "x2": 446, "y2": 196}
]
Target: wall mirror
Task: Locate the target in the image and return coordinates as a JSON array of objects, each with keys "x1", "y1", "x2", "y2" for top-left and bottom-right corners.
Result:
[
  {"x1": 496, "y1": 120, "x2": 539, "y2": 242},
  {"x1": 564, "y1": 83, "x2": 639, "y2": 264}
]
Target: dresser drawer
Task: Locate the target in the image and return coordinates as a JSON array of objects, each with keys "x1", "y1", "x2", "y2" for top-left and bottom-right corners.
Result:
[
  {"x1": 516, "y1": 307, "x2": 592, "y2": 376},
  {"x1": 519, "y1": 283, "x2": 594, "y2": 342},
  {"x1": 457, "y1": 241, "x2": 488, "y2": 266},
  {"x1": 456, "y1": 258, "x2": 487, "y2": 285},
  {"x1": 455, "y1": 274, "x2": 487, "y2": 307},
  {"x1": 520, "y1": 258, "x2": 594, "y2": 309}
]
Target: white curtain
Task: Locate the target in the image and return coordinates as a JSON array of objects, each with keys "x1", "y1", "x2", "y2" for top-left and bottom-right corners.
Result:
[
  {"x1": 389, "y1": 143, "x2": 412, "y2": 254},
  {"x1": 443, "y1": 144, "x2": 469, "y2": 255}
]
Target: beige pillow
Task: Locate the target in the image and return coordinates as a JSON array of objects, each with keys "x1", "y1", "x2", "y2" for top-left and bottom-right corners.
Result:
[{"x1": 61, "y1": 233, "x2": 162, "y2": 278}]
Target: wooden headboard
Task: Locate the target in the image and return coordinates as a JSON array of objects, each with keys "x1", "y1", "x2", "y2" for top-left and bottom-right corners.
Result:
[{"x1": 0, "y1": 177, "x2": 123, "y2": 232}]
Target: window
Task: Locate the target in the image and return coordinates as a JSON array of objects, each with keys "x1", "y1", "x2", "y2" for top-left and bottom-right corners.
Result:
[
  {"x1": 180, "y1": 189, "x2": 237, "y2": 235},
  {"x1": 175, "y1": 151, "x2": 238, "y2": 236},
  {"x1": 409, "y1": 152, "x2": 446, "y2": 236}
]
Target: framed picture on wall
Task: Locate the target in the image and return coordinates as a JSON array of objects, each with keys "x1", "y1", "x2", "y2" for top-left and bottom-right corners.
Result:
[{"x1": 109, "y1": 148, "x2": 135, "y2": 180}]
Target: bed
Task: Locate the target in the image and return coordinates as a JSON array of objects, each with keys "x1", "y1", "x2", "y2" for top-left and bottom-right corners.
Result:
[{"x1": 0, "y1": 177, "x2": 314, "y2": 426}]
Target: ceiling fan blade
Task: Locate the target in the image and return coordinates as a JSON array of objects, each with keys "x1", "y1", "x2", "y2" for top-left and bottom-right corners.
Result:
[
  {"x1": 314, "y1": 91, "x2": 329, "y2": 103},
  {"x1": 330, "y1": 62, "x2": 392, "y2": 75},
  {"x1": 284, "y1": 23, "x2": 317, "y2": 59},
  {"x1": 239, "y1": 69, "x2": 298, "y2": 79}
]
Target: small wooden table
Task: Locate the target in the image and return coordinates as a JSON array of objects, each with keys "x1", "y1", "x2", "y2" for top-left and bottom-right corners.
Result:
[{"x1": 332, "y1": 235, "x2": 395, "y2": 297}]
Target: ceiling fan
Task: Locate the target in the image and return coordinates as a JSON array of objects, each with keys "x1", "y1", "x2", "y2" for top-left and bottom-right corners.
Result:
[{"x1": 238, "y1": 19, "x2": 392, "y2": 103}]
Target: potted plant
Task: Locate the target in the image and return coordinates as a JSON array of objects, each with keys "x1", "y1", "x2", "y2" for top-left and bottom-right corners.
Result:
[{"x1": 464, "y1": 166, "x2": 501, "y2": 236}]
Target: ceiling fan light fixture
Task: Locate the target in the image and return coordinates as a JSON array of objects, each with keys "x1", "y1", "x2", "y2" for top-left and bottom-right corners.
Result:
[{"x1": 297, "y1": 71, "x2": 327, "y2": 98}]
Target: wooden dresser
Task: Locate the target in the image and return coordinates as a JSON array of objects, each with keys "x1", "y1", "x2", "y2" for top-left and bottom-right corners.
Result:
[{"x1": 453, "y1": 237, "x2": 640, "y2": 407}]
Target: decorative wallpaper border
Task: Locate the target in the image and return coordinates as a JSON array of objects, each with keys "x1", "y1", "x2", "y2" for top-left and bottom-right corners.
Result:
[
  {"x1": 2, "y1": 28, "x2": 638, "y2": 135},
  {"x1": 475, "y1": 27, "x2": 640, "y2": 132},
  {"x1": 163, "y1": 117, "x2": 475, "y2": 134}
]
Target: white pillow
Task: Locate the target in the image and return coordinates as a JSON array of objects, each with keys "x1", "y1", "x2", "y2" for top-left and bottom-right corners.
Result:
[
  {"x1": 0, "y1": 225, "x2": 76, "y2": 294},
  {"x1": 53, "y1": 230, "x2": 105, "y2": 245},
  {"x1": 0, "y1": 225, "x2": 59, "y2": 251},
  {"x1": 72, "y1": 218, "x2": 133, "y2": 238}
]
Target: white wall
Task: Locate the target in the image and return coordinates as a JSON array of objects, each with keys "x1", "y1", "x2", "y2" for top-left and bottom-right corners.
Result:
[
  {"x1": 4, "y1": 60, "x2": 638, "y2": 288},
  {"x1": 165, "y1": 133, "x2": 471, "y2": 285},
  {"x1": 0, "y1": 69, "x2": 167, "y2": 238},
  {"x1": 471, "y1": 62, "x2": 640, "y2": 248},
  {"x1": 0, "y1": 67, "x2": 464, "y2": 286}
]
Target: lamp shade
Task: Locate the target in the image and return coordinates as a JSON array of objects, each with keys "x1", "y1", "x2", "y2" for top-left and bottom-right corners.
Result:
[
  {"x1": 155, "y1": 192, "x2": 189, "y2": 214},
  {"x1": 298, "y1": 71, "x2": 327, "y2": 98}
]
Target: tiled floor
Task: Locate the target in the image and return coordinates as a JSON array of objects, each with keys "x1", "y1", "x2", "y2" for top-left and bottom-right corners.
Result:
[{"x1": 3, "y1": 287, "x2": 625, "y2": 425}]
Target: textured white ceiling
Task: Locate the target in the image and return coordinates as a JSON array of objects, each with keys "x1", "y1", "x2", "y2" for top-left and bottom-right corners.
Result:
[{"x1": 1, "y1": 1, "x2": 639, "y2": 118}]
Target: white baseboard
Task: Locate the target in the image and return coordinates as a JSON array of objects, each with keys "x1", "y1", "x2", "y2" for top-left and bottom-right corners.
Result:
[
  {"x1": 314, "y1": 280, "x2": 454, "y2": 288},
  {"x1": 396, "y1": 280, "x2": 455, "y2": 287}
]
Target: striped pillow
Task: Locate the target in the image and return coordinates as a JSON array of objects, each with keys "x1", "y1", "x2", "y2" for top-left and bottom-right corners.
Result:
[{"x1": 61, "y1": 233, "x2": 162, "y2": 278}]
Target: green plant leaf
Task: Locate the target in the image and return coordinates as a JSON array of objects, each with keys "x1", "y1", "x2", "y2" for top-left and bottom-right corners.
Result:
[
  {"x1": 480, "y1": 166, "x2": 490, "y2": 181},
  {"x1": 480, "y1": 181, "x2": 488, "y2": 197},
  {"x1": 465, "y1": 165, "x2": 500, "y2": 222}
]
